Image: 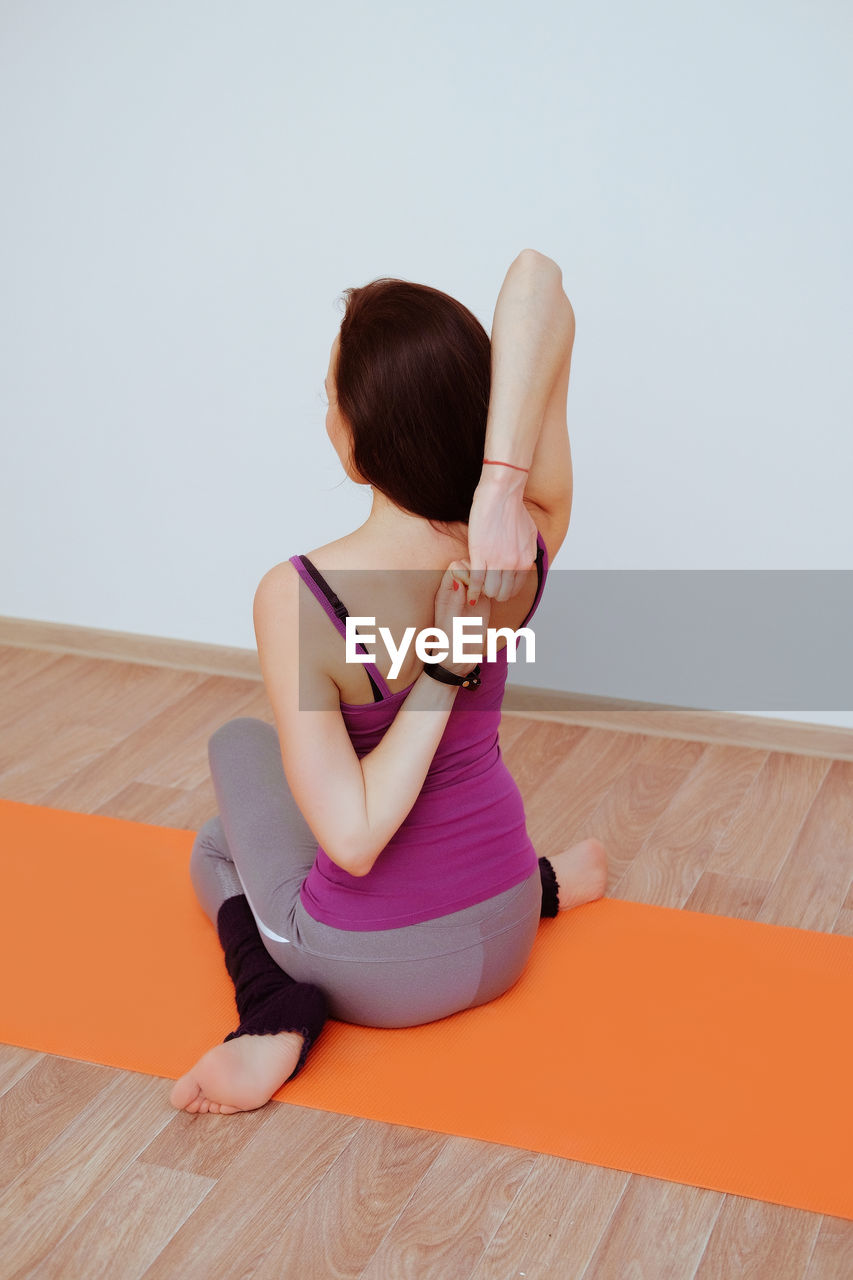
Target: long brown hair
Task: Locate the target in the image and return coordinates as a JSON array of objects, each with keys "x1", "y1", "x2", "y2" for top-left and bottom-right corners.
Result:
[{"x1": 335, "y1": 278, "x2": 491, "y2": 524}]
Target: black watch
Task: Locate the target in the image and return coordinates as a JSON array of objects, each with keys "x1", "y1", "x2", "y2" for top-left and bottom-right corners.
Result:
[{"x1": 422, "y1": 662, "x2": 481, "y2": 690}]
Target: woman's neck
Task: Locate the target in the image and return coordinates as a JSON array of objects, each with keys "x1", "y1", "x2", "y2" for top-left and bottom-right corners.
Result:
[{"x1": 355, "y1": 486, "x2": 468, "y2": 562}]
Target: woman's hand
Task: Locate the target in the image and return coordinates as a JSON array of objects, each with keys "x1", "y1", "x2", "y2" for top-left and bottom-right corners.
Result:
[
  {"x1": 465, "y1": 468, "x2": 539, "y2": 605},
  {"x1": 432, "y1": 561, "x2": 492, "y2": 676}
]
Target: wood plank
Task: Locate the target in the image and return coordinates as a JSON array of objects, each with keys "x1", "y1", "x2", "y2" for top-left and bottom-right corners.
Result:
[
  {"x1": 36, "y1": 676, "x2": 261, "y2": 810},
  {"x1": 500, "y1": 720, "x2": 588, "y2": 799},
  {"x1": 523, "y1": 729, "x2": 647, "y2": 857},
  {"x1": 92, "y1": 779, "x2": 214, "y2": 830},
  {"x1": 142, "y1": 1104, "x2": 365, "y2": 1278},
  {"x1": 468, "y1": 1157, "x2": 630, "y2": 1280},
  {"x1": 571, "y1": 738, "x2": 707, "y2": 888},
  {"x1": 250, "y1": 1123, "x2": 449, "y2": 1280},
  {"x1": 134, "y1": 687, "x2": 273, "y2": 791},
  {"x1": 0, "y1": 651, "x2": 92, "y2": 734},
  {"x1": 611, "y1": 744, "x2": 768, "y2": 908},
  {"x1": 496, "y1": 714, "x2": 531, "y2": 754},
  {"x1": 832, "y1": 907, "x2": 853, "y2": 938},
  {"x1": 0, "y1": 1056, "x2": 117, "y2": 1192},
  {"x1": 693, "y1": 1195, "x2": 821, "y2": 1279},
  {"x1": 0, "y1": 721, "x2": 122, "y2": 800},
  {"x1": 706, "y1": 752, "x2": 832, "y2": 881},
  {"x1": 0, "y1": 1043, "x2": 41, "y2": 1099},
  {"x1": 0, "y1": 653, "x2": 204, "y2": 739},
  {"x1": 139, "y1": 1099, "x2": 281, "y2": 1181},
  {"x1": 803, "y1": 1216, "x2": 853, "y2": 1279},
  {"x1": 683, "y1": 871, "x2": 773, "y2": 922},
  {"x1": 634, "y1": 735, "x2": 708, "y2": 769},
  {"x1": 0, "y1": 1070, "x2": 173, "y2": 1279},
  {"x1": 358, "y1": 1136, "x2": 537, "y2": 1280},
  {"x1": 580, "y1": 1176, "x2": 723, "y2": 1279},
  {"x1": 0, "y1": 646, "x2": 66, "y2": 710},
  {"x1": 34, "y1": 1160, "x2": 214, "y2": 1280},
  {"x1": 756, "y1": 761, "x2": 853, "y2": 931}
]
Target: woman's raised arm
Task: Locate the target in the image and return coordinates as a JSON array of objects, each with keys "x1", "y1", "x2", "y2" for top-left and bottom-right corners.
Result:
[{"x1": 466, "y1": 248, "x2": 575, "y2": 603}]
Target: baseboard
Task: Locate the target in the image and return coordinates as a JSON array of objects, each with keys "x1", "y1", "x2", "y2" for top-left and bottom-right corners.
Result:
[
  {"x1": 0, "y1": 614, "x2": 261, "y2": 680},
  {"x1": 500, "y1": 685, "x2": 853, "y2": 761},
  {"x1": 3, "y1": 614, "x2": 852, "y2": 761}
]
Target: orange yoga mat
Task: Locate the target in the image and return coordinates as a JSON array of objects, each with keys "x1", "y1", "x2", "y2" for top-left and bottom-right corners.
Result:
[{"x1": 2, "y1": 797, "x2": 852, "y2": 1220}]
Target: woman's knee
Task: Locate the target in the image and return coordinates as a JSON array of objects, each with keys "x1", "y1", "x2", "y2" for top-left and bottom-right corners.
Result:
[
  {"x1": 192, "y1": 815, "x2": 227, "y2": 857},
  {"x1": 209, "y1": 715, "x2": 268, "y2": 746},
  {"x1": 190, "y1": 817, "x2": 242, "y2": 920},
  {"x1": 190, "y1": 817, "x2": 227, "y2": 888},
  {"x1": 208, "y1": 716, "x2": 274, "y2": 765}
]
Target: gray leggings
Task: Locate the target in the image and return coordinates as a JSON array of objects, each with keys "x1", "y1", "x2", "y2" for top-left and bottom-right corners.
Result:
[{"x1": 190, "y1": 716, "x2": 544, "y2": 1028}]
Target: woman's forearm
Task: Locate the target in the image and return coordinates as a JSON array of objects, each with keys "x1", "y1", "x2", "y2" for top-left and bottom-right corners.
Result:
[
  {"x1": 483, "y1": 249, "x2": 574, "y2": 475},
  {"x1": 346, "y1": 672, "x2": 459, "y2": 874},
  {"x1": 325, "y1": 570, "x2": 482, "y2": 878}
]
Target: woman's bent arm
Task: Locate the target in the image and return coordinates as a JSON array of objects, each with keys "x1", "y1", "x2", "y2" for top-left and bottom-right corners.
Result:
[
  {"x1": 254, "y1": 562, "x2": 485, "y2": 878},
  {"x1": 352, "y1": 672, "x2": 457, "y2": 870}
]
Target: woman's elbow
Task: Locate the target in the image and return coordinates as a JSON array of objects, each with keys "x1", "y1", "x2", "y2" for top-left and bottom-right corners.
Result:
[
  {"x1": 515, "y1": 247, "x2": 563, "y2": 282},
  {"x1": 325, "y1": 835, "x2": 376, "y2": 879}
]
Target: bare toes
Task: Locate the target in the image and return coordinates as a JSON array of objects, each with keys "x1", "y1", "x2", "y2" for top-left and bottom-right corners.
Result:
[{"x1": 170, "y1": 1074, "x2": 202, "y2": 1112}]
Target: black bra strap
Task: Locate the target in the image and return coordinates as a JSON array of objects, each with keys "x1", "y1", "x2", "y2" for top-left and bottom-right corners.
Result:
[
  {"x1": 520, "y1": 540, "x2": 545, "y2": 629},
  {"x1": 299, "y1": 556, "x2": 384, "y2": 703},
  {"x1": 298, "y1": 556, "x2": 348, "y2": 622}
]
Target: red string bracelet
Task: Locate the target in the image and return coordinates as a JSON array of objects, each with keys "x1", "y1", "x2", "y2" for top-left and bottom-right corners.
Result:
[{"x1": 483, "y1": 457, "x2": 530, "y2": 473}]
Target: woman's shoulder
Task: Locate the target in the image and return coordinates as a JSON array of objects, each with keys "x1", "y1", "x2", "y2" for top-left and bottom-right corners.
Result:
[
  {"x1": 283, "y1": 527, "x2": 470, "y2": 575},
  {"x1": 259, "y1": 532, "x2": 356, "y2": 588},
  {"x1": 300, "y1": 530, "x2": 361, "y2": 567},
  {"x1": 255, "y1": 531, "x2": 383, "y2": 638}
]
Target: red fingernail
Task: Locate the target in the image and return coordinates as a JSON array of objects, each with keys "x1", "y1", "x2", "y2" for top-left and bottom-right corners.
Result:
[
  {"x1": 469, "y1": 598, "x2": 476, "y2": 606},
  {"x1": 453, "y1": 580, "x2": 459, "y2": 591}
]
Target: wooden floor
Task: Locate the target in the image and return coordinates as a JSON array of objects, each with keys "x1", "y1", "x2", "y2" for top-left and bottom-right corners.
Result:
[{"x1": 1, "y1": 643, "x2": 851, "y2": 1279}]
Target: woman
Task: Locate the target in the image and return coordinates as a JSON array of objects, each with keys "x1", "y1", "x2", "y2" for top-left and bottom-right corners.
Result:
[{"x1": 171, "y1": 248, "x2": 607, "y2": 1115}]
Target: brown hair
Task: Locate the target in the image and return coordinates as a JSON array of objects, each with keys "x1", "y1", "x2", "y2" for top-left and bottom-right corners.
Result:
[{"x1": 334, "y1": 278, "x2": 491, "y2": 524}]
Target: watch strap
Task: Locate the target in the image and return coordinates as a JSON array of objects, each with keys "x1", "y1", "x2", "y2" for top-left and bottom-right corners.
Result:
[{"x1": 422, "y1": 662, "x2": 481, "y2": 690}]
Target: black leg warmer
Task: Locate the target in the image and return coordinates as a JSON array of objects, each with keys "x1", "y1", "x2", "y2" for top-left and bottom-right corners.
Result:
[
  {"x1": 538, "y1": 856, "x2": 560, "y2": 918},
  {"x1": 216, "y1": 894, "x2": 328, "y2": 1082}
]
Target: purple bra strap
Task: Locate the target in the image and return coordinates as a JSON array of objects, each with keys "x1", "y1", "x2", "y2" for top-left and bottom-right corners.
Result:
[{"x1": 288, "y1": 555, "x2": 393, "y2": 700}]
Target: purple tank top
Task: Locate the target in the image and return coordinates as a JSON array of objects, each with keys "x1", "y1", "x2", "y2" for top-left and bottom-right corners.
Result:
[{"x1": 288, "y1": 531, "x2": 549, "y2": 930}]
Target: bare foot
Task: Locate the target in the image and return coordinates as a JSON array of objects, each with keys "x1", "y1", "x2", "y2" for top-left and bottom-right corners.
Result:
[
  {"x1": 547, "y1": 838, "x2": 608, "y2": 911},
  {"x1": 169, "y1": 1030, "x2": 305, "y2": 1115}
]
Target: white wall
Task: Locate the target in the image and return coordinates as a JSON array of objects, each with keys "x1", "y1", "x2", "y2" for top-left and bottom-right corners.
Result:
[{"x1": 2, "y1": 1, "x2": 851, "y2": 725}]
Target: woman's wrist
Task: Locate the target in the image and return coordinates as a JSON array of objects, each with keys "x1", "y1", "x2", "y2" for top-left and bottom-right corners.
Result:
[
  {"x1": 413, "y1": 665, "x2": 460, "y2": 703},
  {"x1": 478, "y1": 454, "x2": 529, "y2": 494}
]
